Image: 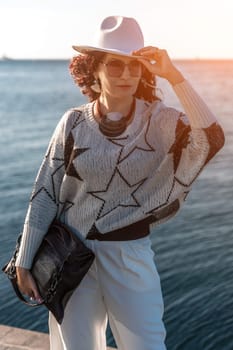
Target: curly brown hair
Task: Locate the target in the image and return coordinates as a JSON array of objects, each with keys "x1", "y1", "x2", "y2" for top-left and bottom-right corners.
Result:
[{"x1": 69, "y1": 52, "x2": 161, "y2": 103}]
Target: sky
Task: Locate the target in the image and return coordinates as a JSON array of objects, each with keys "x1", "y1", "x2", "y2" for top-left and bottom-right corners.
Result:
[{"x1": 0, "y1": 0, "x2": 232, "y2": 59}]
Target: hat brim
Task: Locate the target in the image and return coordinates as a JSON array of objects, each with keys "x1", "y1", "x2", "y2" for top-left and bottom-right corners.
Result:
[{"x1": 72, "y1": 45, "x2": 142, "y2": 59}]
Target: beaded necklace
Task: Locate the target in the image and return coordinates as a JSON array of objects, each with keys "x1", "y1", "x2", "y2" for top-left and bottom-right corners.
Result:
[{"x1": 95, "y1": 98, "x2": 136, "y2": 137}]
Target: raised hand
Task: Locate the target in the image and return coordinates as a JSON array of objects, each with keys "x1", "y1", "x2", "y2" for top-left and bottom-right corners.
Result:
[{"x1": 133, "y1": 46, "x2": 185, "y2": 85}]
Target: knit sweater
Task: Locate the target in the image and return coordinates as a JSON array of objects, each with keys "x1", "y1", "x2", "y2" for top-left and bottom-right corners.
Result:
[{"x1": 15, "y1": 80, "x2": 225, "y2": 269}]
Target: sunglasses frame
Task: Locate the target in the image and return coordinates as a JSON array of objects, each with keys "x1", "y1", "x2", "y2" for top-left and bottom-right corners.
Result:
[{"x1": 100, "y1": 59, "x2": 142, "y2": 77}]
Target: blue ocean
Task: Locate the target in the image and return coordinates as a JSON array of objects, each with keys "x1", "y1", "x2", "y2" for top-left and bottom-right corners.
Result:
[{"x1": 0, "y1": 59, "x2": 232, "y2": 349}]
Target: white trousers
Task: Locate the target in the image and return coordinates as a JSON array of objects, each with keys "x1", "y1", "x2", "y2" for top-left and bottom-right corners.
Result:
[{"x1": 49, "y1": 236, "x2": 166, "y2": 350}]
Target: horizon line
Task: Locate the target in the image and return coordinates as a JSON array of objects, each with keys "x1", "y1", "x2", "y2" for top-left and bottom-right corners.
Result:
[{"x1": 1, "y1": 56, "x2": 233, "y2": 61}]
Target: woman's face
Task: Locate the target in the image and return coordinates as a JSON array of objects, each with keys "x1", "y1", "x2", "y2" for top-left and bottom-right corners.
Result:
[{"x1": 95, "y1": 54, "x2": 142, "y2": 99}]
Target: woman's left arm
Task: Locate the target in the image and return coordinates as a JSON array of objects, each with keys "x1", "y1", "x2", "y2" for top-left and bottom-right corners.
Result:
[
  {"x1": 135, "y1": 46, "x2": 225, "y2": 146},
  {"x1": 134, "y1": 46, "x2": 225, "y2": 185}
]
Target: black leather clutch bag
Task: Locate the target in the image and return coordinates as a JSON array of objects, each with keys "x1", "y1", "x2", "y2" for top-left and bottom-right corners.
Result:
[{"x1": 2, "y1": 220, "x2": 95, "y2": 324}]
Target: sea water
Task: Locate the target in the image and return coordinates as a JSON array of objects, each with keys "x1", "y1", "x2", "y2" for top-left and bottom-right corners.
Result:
[{"x1": 0, "y1": 59, "x2": 232, "y2": 349}]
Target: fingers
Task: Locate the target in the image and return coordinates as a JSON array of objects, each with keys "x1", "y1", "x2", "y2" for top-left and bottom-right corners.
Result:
[
  {"x1": 133, "y1": 46, "x2": 182, "y2": 84},
  {"x1": 20, "y1": 283, "x2": 43, "y2": 304},
  {"x1": 138, "y1": 57, "x2": 160, "y2": 76},
  {"x1": 16, "y1": 268, "x2": 43, "y2": 304},
  {"x1": 30, "y1": 280, "x2": 43, "y2": 304},
  {"x1": 133, "y1": 46, "x2": 177, "y2": 81},
  {"x1": 133, "y1": 46, "x2": 166, "y2": 61},
  {"x1": 18, "y1": 285, "x2": 43, "y2": 303}
]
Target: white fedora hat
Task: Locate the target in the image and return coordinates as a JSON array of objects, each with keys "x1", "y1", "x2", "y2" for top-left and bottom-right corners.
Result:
[{"x1": 72, "y1": 16, "x2": 144, "y2": 58}]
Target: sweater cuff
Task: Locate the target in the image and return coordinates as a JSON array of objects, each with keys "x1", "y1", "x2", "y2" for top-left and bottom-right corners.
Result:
[
  {"x1": 15, "y1": 225, "x2": 45, "y2": 269},
  {"x1": 173, "y1": 80, "x2": 217, "y2": 128}
]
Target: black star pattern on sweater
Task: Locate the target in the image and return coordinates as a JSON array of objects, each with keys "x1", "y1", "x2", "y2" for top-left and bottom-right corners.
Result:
[
  {"x1": 108, "y1": 112, "x2": 155, "y2": 163},
  {"x1": 30, "y1": 110, "x2": 87, "y2": 209},
  {"x1": 168, "y1": 115, "x2": 191, "y2": 173},
  {"x1": 30, "y1": 160, "x2": 64, "y2": 204},
  {"x1": 59, "y1": 200, "x2": 74, "y2": 219},
  {"x1": 147, "y1": 198, "x2": 180, "y2": 222},
  {"x1": 88, "y1": 168, "x2": 147, "y2": 219},
  {"x1": 145, "y1": 176, "x2": 189, "y2": 216},
  {"x1": 64, "y1": 131, "x2": 89, "y2": 180},
  {"x1": 203, "y1": 122, "x2": 225, "y2": 165},
  {"x1": 71, "y1": 108, "x2": 86, "y2": 130}
]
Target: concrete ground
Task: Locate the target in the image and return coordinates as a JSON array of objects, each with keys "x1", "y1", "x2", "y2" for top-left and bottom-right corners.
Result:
[{"x1": 0, "y1": 324, "x2": 115, "y2": 350}]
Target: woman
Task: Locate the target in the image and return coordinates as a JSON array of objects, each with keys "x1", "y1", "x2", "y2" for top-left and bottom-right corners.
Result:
[{"x1": 15, "y1": 16, "x2": 224, "y2": 350}]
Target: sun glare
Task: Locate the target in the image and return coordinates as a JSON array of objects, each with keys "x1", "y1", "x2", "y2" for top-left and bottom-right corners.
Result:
[{"x1": 0, "y1": 0, "x2": 232, "y2": 59}]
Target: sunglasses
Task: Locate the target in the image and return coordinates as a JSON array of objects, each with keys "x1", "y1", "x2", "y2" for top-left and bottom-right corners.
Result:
[{"x1": 100, "y1": 59, "x2": 142, "y2": 77}]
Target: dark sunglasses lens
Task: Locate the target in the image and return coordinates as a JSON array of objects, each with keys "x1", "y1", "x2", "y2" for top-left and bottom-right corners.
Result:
[
  {"x1": 128, "y1": 60, "x2": 142, "y2": 76},
  {"x1": 106, "y1": 60, "x2": 142, "y2": 77},
  {"x1": 107, "y1": 60, "x2": 125, "y2": 77}
]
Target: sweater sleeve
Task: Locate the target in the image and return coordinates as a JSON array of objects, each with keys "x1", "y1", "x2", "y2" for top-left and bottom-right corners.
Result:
[
  {"x1": 15, "y1": 112, "x2": 69, "y2": 269},
  {"x1": 169, "y1": 80, "x2": 225, "y2": 188}
]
